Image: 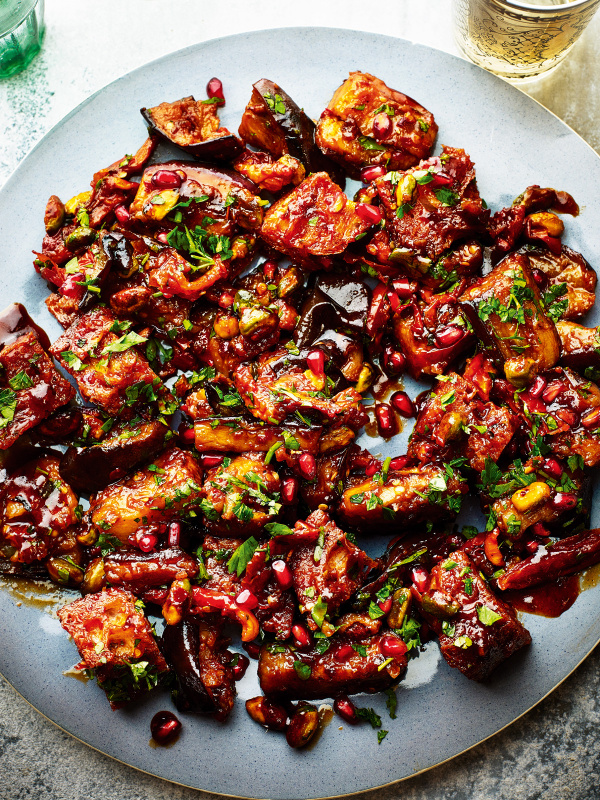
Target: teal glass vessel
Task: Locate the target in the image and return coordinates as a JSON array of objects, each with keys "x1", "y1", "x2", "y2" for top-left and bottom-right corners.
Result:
[{"x1": 0, "y1": 0, "x2": 45, "y2": 79}]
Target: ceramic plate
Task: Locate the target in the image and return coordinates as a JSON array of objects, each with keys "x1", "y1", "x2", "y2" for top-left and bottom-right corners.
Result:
[{"x1": 1, "y1": 27, "x2": 600, "y2": 800}]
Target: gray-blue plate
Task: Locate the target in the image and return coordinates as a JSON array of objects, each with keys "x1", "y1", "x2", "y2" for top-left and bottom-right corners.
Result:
[{"x1": 1, "y1": 26, "x2": 600, "y2": 800}]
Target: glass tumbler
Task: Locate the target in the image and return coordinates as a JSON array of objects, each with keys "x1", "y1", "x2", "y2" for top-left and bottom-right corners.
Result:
[
  {"x1": 0, "y1": 0, "x2": 45, "y2": 79},
  {"x1": 452, "y1": 0, "x2": 600, "y2": 80}
]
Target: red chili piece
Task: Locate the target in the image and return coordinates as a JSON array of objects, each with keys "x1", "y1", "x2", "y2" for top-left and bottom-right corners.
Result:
[
  {"x1": 236, "y1": 589, "x2": 259, "y2": 610},
  {"x1": 529, "y1": 376, "x2": 547, "y2": 398},
  {"x1": 581, "y1": 408, "x2": 600, "y2": 428}
]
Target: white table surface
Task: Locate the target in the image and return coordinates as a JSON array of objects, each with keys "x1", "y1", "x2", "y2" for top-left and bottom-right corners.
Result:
[{"x1": 1, "y1": 2, "x2": 600, "y2": 799}]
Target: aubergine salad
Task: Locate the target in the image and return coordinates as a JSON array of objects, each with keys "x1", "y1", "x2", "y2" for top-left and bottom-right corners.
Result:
[{"x1": 1, "y1": 71, "x2": 599, "y2": 749}]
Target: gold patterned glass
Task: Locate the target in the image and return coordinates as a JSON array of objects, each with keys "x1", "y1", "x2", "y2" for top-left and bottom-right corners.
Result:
[{"x1": 452, "y1": 0, "x2": 600, "y2": 80}]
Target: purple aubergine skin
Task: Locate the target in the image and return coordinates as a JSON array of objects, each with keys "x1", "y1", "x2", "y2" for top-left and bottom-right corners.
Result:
[{"x1": 141, "y1": 104, "x2": 243, "y2": 162}]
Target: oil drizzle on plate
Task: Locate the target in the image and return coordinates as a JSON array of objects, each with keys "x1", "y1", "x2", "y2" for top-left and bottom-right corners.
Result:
[{"x1": 0, "y1": 575, "x2": 74, "y2": 614}]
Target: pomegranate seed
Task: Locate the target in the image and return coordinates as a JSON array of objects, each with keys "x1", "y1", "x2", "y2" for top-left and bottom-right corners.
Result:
[
  {"x1": 365, "y1": 460, "x2": 381, "y2": 477},
  {"x1": 281, "y1": 477, "x2": 298, "y2": 505},
  {"x1": 379, "y1": 634, "x2": 408, "y2": 659},
  {"x1": 390, "y1": 391, "x2": 415, "y2": 417},
  {"x1": 272, "y1": 559, "x2": 293, "y2": 590},
  {"x1": 218, "y1": 292, "x2": 235, "y2": 309},
  {"x1": 138, "y1": 533, "x2": 158, "y2": 553},
  {"x1": 389, "y1": 455, "x2": 410, "y2": 470},
  {"x1": 232, "y1": 652, "x2": 250, "y2": 680},
  {"x1": 335, "y1": 643, "x2": 355, "y2": 660},
  {"x1": 156, "y1": 232, "x2": 169, "y2": 244},
  {"x1": 581, "y1": 407, "x2": 600, "y2": 428},
  {"x1": 60, "y1": 272, "x2": 85, "y2": 299},
  {"x1": 180, "y1": 426, "x2": 196, "y2": 444},
  {"x1": 168, "y1": 521, "x2": 181, "y2": 547},
  {"x1": 387, "y1": 291, "x2": 400, "y2": 312},
  {"x1": 333, "y1": 695, "x2": 359, "y2": 724},
  {"x1": 551, "y1": 492, "x2": 577, "y2": 511},
  {"x1": 373, "y1": 113, "x2": 392, "y2": 141},
  {"x1": 355, "y1": 203, "x2": 382, "y2": 225},
  {"x1": 525, "y1": 539, "x2": 541, "y2": 554},
  {"x1": 378, "y1": 596, "x2": 392, "y2": 614},
  {"x1": 299, "y1": 452, "x2": 317, "y2": 481},
  {"x1": 206, "y1": 77, "x2": 225, "y2": 104},
  {"x1": 114, "y1": 204, "x2": 130, "y2": 223},
  {"x1": 383, "y1": 347, "x2": 406, "y2": 375},
  {"x1": 243, "y1": 641, "x2": 261, "y2": 659},
  {"x1": 435, "y1": 325, "x2": 465, "y2": 348},
  {"x1": 152, "y1": 169, "x2": 184, "y2": 189},
  {"x1": 236, "y1": 589, "x2": 259, "y2": 609},
  {"x1": 542, "y1": 381, "x2": 565, "y2": 404},
  {"x1": 531, "y1": 268, "x2": 548, "y2": 289},
  {"x1": 532, "y1": 522, "x2": 551, "y2": 538},
  {"x1": 412, "y1": 566, "x2": 429, "y2": 593},
  {"x1": 392, "y1": 278, "x2": 416, "y2": 299},
  {"x1": 151, "y1": 711, "x2": 182, "y2": 745},
  {"x1": 542, "y1": 458, "x2": 563, "y2": 479},
  {"x1": 361, "y1": 165, "x2": 386, "y2": 182},
  {"x1": 199, "y1": 453, "x2": 225, "y2": 468},
  {"x1": 375, "y1": 403, "x2": 398, "y2": 438},
  {"x1": 262, "y1": 260, "x2": 278, "y2": 279},
  {"x1": 431, "y1": 172, "x2": 453, "y2": 187},
  {"x1": 529, "y1": 376, "x2": 547, "y2": 398},
  {"x1": 522, "y1": 393, "x2": 546, "y2": 415},
  {"x1": 306, "y1": 349, "x2": 325, "y2": 377},
  {"x1": 292, "y1": 624, "x2": 312, "y2": 648}
]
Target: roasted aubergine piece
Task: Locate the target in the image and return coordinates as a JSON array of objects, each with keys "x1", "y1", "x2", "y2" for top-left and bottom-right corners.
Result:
[
  {"x1": 58, "y1": 587, "x2": 169, "y2": 708},
  {"x1": 416, "y1": 550, "x2": 531, "y2": 681},
  {"x1": 260, "y1": 172, "x2": 374, "y2": 270},
  {"x1": 257, "y1": 630, "x2": 407, "y2": 700},
  {"x1": 315, "y1": 71, "x2": 437, "y2": 180},
  {"x1": 0, "y1": 307, "x2": 75, "y2": 449},
  {"x1": 374, "y1": 146, "x2": 489, "y2": 274},
  {"x1": 141, "y1": 95, "x2": 243, "y2": 161},
  {"x1": 238, "y1": 78, "x2": 346, "y2": 188},
  {"x1": 460, "y1": 252, "x2": 560, "y2": 387}
]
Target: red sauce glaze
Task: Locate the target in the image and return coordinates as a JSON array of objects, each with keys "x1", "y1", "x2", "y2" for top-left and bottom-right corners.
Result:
[{"x1": 503, "y1": 575, "x2": 580, "y2": 618}]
